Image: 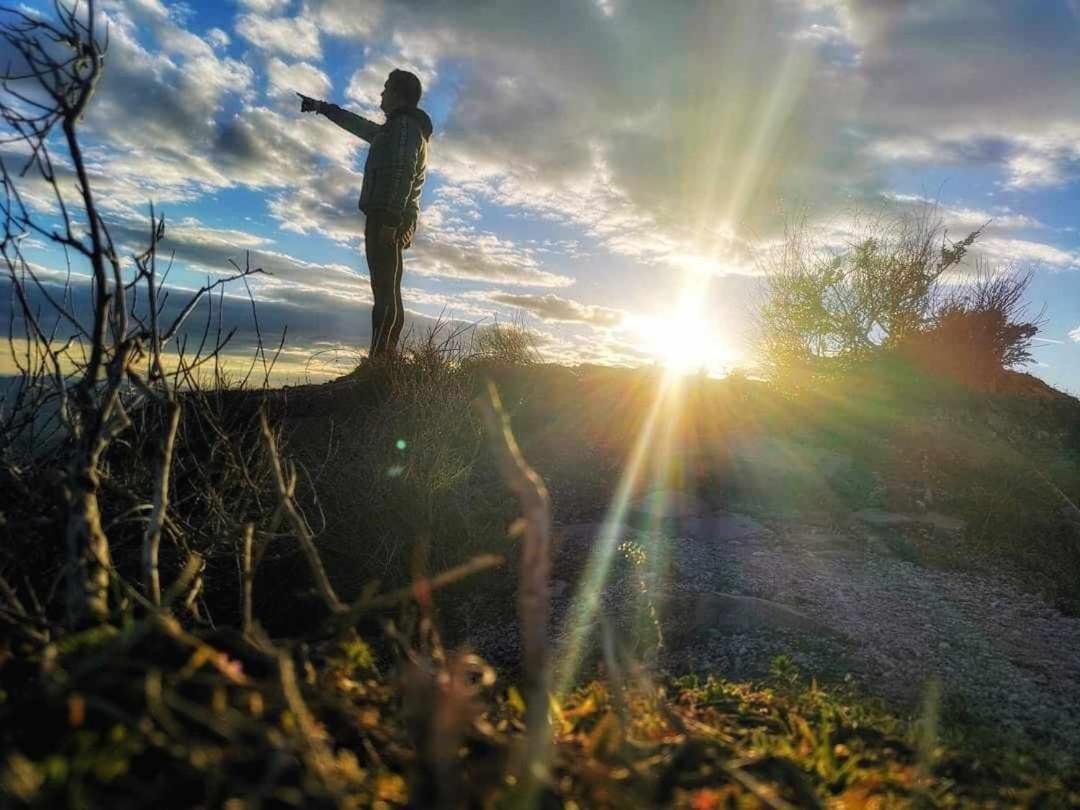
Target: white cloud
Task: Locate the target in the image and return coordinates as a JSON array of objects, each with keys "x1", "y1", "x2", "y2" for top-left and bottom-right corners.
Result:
[
  {"x1": 238, "y1": 0, "x2": 292, "y2": 13},
  {"x1": 868, "y1": 136, "x2": 949, "y2": 164},
  {"x1": 93, "y1": 0, "x2": 1079, "y2": 295},
  {"x1": 301, "y1": 0, "x2": 382, "y2": 38},
  {"x1": 266, "y1": 165, "x2": 366, "y2": 243},
  {"x1": 813, "y1": 1, "x2": 1080, "y2": 190},
  {"x1": 1002, "y1": 129, "x2": 1080, "y2": 190},
  {"x1": 485, "y1": 292, "x2": 623, "y2": 328},
  {"x1": 345, "y1": 51, "x2": 437, "y2": 117},
  {"x1": 54, "y1": 5, "x2": 260, "y2": 208},
  {"x1": 307, "y1": 0, "x2": 882, "y2": 277},
  {"x1": 1006, "y1": 153, "x2": 1066, "y2": 190},
  {"x1": 235, "y1": 13, "x2": 321, "y2": 60},
  {"x1": 266, "y1": 57, "x2": 332, "y2": 103},
  {"x1": 978, "y1": 238, "x2": 1080, "y2": 270},
  {"x1": 885, "y1": 194, "x2": 1044, "y2": 232},
  {"x1": 407, "y1": 232, "x2": 574, "y2": 288},
  {"x1": 65, "y1": 22, "x2": 355, "y2": 222},
  {"x1": 267, "y1": 182, "x2": 576, "y2": 287},
  {"x1": 121, "y1": 0, "x2": 169, "y2": 22},
  {"x1": 210, "y1": 102, "x2": 368, "y2": 195},
  {"x1": 1069, "y1": 326, "x2": 1080, "y2": 343},
  {"x1": 206, "y1": 27, "x2": 231, "y2": 49}
]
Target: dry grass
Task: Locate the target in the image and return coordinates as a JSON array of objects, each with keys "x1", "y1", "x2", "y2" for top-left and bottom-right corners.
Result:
[{"x1": 4, "y1": 619, "x2": 1076, "y2": 808}]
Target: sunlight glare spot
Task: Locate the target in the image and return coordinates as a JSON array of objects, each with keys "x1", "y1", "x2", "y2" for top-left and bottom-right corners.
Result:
[
  {"x1": 628, "y1": 273, "x2": 730, "y2": 375},
  {"x1": 640, "y1": 312, "x2": 713, "y2": 373}
]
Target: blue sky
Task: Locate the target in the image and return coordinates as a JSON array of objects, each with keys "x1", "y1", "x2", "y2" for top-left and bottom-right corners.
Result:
[{"x1": 4, "y1": 0, "x2": 1080, "y2": 390}]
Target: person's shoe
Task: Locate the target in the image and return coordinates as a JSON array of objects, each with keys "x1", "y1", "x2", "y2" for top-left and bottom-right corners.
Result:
[
  {"x1": 331, "y1": 350, "x2": 401, "y2": 383},
  {"x1": 329, "y1": 355, "x2": 374, "y2": 385}
]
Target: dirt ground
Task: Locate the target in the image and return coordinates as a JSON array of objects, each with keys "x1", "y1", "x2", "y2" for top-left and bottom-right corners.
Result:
[{"x1": 467, "y1": 497, "x2": 1080, "y2": 751}]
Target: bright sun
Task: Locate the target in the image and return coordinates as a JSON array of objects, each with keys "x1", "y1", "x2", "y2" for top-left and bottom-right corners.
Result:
[
  {"x1": 628, "y1": 306, "x2": 730, "y2": 375},
  {"x1": 625, "y1": 268, "x2": 738, "y2": 376}
]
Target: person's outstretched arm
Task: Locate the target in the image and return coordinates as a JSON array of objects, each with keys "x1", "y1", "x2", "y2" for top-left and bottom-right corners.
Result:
[{"x1": 298, "y1": 93, "x2": 381, "y2": 142}]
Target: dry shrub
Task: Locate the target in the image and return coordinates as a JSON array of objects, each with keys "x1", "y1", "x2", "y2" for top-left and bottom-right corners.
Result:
[
  {"x1": 897, "y1": 267, "x2": 1042, "y2": 389},
  {"x1": 754, "y1": 204, "x2": 985, "y2": 383},
  {"x1": 466, "y1": 318, "x2": 542, "y2": 368},
  {"x1": 0, "y1": 1, "x2": 318, "y2": 630}
]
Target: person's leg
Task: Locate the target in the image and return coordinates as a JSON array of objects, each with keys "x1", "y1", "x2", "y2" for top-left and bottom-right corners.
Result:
[
  {"x1": 387, "y1": 241, "x2": 405, "y2": 352},
  {"x1": 365, "y1": 215, "x2": 395, "y2": 358},
  {"x1": 385, "y1": 213, "x2": 415, "y2": 352}
]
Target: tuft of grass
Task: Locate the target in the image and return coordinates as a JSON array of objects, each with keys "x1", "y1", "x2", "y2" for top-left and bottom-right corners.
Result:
[
  {"x1": 465, "y1": 317, "x2": 542, "y2": 369},
  {"x1": 279, "y1": 322, "x2": 540, "y2": 601},
  {"x1": 4, "y1": 622, "x2": 1075, "y2": 808}
]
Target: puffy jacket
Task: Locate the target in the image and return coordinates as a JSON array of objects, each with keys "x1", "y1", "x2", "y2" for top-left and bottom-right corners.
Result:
[{"x1": 320, "y1": 102, "x2": 433, "y2": 226}]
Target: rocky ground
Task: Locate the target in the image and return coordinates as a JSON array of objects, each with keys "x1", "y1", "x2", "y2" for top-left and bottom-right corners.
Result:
[{"x1": 469, "y1": 490, "x2": 1080, "y2": 751}]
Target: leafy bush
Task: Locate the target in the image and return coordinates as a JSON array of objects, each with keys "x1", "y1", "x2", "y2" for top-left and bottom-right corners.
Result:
[{"x1": 755, "y1": 205, "x2": 994, "y2": 383}]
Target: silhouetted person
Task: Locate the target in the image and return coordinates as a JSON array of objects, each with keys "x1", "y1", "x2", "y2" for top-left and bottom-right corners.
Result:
[{"x1": 298, "y1": 70, "x2": 433, "y2": 359}]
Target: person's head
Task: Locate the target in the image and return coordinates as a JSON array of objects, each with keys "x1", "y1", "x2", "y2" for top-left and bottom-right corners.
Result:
[{"x1": 379, "y1": 69, "x2": 422, "y2": 114}]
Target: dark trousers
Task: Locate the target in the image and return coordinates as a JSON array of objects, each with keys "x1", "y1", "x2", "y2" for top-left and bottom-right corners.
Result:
[{"x1": 364, "y1": 213, "x2": 413, "y2": 358}]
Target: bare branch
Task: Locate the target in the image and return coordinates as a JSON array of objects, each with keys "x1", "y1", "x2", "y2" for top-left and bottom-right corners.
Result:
[
  {"x1": 259, "y1": 408, "x2": 343, "y2": 613},
  {"x1": 477, "y1": 380, "x2": 552, "y2": 784},
  {"x1": 141, "y1": 398, "x2": 180, "y2": 605}
]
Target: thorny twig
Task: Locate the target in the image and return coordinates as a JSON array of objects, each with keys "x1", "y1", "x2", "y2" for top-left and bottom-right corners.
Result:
[{"x1": 477, "y1": 381, "x2": 552, "y2": 784}]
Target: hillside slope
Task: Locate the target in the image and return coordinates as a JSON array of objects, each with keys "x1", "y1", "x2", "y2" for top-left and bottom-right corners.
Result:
[{"x1": 4, "y1": 358, "x2": 1080, "y2": 807}]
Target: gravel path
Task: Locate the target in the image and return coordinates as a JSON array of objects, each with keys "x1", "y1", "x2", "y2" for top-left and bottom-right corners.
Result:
[
  {"x1": 664, "y1": 511, "x2": 1080, "y2": 749},
  {"x1": 467, "y1": 495, "x2": 1080, "y2": 749}
]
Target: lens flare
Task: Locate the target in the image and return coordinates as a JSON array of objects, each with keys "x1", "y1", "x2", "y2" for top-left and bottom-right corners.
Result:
[
  {"x1": 628, "y1": 272, "x2": 730, "y2": 375},
  {"x1": 632, "y1": 311, "x2": 716, "y2": 374}
]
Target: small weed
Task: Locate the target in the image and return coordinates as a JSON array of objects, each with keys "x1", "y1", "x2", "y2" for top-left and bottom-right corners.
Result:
[{"x1": 769, "y1": 654, "x2": 802, "y2": 689}]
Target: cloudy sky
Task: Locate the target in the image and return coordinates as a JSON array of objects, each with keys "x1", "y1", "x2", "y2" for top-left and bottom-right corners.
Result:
[{"x1": 5, "y1": 0, "x2": 1080, "y2": 390}]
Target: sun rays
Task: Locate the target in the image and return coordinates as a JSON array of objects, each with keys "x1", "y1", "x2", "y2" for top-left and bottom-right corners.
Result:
[
  {"x1": 625, "y1": 270, "x2": 734, "y2": 376},
  {"x1": 531, "y1": 13, "x2": 844, "y2": 780}
]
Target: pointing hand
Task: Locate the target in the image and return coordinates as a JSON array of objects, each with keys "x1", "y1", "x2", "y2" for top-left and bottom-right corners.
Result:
[{"x1": 297, "y1": 92, "x2": 322, "y2": 114}]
